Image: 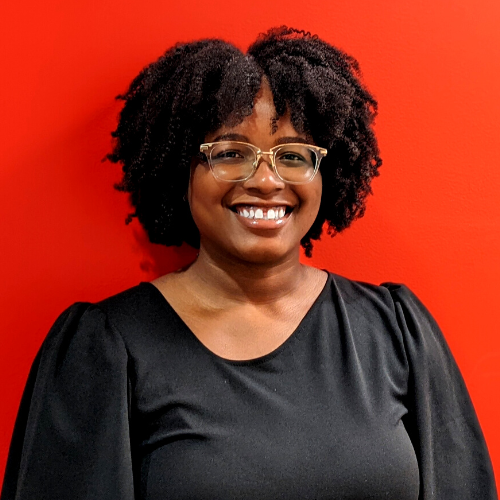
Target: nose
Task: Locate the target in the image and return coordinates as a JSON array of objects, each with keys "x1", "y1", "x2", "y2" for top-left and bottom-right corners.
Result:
[{"x1": 243, "y1": 155, "x2": 285, "y2": 193}]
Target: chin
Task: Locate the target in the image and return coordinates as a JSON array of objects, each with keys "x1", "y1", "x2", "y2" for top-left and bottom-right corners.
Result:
[{"x1": 230, "y1": 241, "x2": 296, "y2": 266}]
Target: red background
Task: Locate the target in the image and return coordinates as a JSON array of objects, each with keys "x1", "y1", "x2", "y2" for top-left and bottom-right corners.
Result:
[{"x1": 1, "y1": 0, "x2": 500, "y2": 487}]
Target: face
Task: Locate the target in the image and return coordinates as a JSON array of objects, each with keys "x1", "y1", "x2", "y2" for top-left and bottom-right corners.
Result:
[{"x1": 188, "y1": 81, "x2": 323, "y2": 265}]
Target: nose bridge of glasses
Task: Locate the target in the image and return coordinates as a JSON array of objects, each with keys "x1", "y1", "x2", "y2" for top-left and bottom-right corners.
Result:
[
  {"x1": 254, "y1": 150, "x2": 276, "y2": 169},
  {"x1": 252, "y1": 151, "x2": 282, "y2": 180}
]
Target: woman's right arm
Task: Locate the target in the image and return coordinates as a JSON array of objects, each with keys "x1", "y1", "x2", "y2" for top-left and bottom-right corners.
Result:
[{"x1": 1, "y1": 303, "x2": 135, "y2": 500}]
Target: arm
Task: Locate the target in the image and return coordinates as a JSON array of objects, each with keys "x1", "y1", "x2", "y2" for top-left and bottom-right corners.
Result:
[
  {"x1": 382, "y1": 283, "x2": 497, "y2": 499},
  {"x1": 1, "y1": 303, "x2": 135, "y2": 500}
]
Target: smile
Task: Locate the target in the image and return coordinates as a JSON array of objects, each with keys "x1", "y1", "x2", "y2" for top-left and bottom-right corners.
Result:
[
  {"x1": 229, "y1": 204, "x2": 293, "y2": 228},
  {"x1": 234, "y1": 205, "x2": 289, "y2": 221}
]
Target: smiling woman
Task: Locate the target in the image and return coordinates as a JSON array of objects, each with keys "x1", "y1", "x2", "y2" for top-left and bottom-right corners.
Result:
[
  {"x1": 108, "y1": 28, "x2": 381, "y2": 257},
  {"x1": 1, "y1": 27, "x2": 497, "y2": 500},
  {"x1": 187, "y1": 80, "x2": 324, "y2": 267}
]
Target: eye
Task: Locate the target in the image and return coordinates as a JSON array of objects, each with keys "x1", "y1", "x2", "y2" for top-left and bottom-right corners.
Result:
[
  {"x1": 214, "y1": 149, "x2": 245, "y2": 159},
  {"x1": 276, "y1": 146, "x2": 316, "y2": 168},
  {"x1": 278, "y1": 152, "x2": 305, "y2": 162}
]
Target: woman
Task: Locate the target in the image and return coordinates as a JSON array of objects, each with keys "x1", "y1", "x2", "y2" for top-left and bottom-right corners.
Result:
[{"x1": 2, "y1": 27, "x2": 497, "y2": 499}]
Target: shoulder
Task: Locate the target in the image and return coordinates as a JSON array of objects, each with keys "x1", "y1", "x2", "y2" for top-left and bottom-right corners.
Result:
[
  {"x1": 38, "y1": 301, "x2": 128, "y2": 376},
  {"x1": 326, "y1": 270, "x2": 407, "y2": 314},
  {"x1": 40, "y1": 282, "x2": 160, "y2": 359},
  {"x1": 328, "y1": 273, "x2": 454, "y2": 369},
  {"x1": 96, "y1": 281, "x2": 156, "y2": 313},
  {"x1": 325, "y1": 271, "x2": 428, "y2": 318},
  {"x1": 96, "y1": 282, "x2": 157, "y2": 326},
  {"x1": 324, "y1": 271, "x2": 440, "y2": 353}
]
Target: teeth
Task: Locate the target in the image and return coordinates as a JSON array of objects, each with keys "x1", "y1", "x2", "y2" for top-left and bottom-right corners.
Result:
[{"x1": 235, "y1": 206, "x2": 289, "y2": 220}]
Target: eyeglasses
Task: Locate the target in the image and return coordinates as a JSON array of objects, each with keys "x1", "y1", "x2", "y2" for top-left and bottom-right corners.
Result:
[{"x1": 199, "y1": 141, "x2": 327, "y2": 184}]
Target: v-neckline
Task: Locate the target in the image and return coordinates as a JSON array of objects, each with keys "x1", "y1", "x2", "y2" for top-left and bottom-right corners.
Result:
[{"x1": 142, "y1": 272, "x2": 331, "y2": 366}]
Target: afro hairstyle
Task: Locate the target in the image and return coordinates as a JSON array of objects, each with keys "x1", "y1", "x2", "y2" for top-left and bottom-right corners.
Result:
[{"x1": 108, "y1": 26, "x2": 382, "y2": 257}]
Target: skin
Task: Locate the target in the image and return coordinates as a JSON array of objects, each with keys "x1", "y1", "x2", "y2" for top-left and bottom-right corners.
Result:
[{"x1": 152, "y1": 80, "x2": 328, "y2": 360}]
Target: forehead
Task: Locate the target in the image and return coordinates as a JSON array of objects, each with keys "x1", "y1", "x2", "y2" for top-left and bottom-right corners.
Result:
[{"x1": 205, "y1": 82, "x2": 307, "y2": 145}]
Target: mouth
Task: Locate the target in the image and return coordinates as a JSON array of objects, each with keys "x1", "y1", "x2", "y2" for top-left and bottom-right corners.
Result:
[
  {"x1": 227, "y1": 204, "x2": 294, "y2": 229},
  {"x1": 229, "y1": 205, "x2": 294, "y2": 221}
]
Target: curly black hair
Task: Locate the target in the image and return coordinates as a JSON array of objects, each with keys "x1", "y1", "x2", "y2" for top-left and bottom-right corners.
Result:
[{"x1": 108, "y1": 27, "x2": 382, "y2": 257}]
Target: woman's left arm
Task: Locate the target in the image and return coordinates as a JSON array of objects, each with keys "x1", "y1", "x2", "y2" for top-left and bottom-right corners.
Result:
[{"x1": 382, "y1": 283, "x2": 497, "y2": 499}]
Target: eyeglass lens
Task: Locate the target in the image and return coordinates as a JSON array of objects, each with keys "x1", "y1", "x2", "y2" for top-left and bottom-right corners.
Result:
[{"x1": 210, "y1": 142, "x2": 318, "y2": 183}]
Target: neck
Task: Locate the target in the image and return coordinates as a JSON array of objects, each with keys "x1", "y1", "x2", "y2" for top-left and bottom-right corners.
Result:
[{"x1": 184, "y1": 244, "x2": 309, "y2": 305}]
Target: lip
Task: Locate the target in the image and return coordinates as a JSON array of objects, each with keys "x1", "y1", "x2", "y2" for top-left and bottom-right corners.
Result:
[
  {"x1": 228, "y1": 201, "x2": 295, "y2": 209},
  {"x1": 226, "y1": 200, "x2": 296, "y2": 230},
  {"x1": 230, "y1": 208, "x2": 292, "y2": 230}
]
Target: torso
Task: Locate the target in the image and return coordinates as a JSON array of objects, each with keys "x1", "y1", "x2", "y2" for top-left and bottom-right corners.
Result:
[
  {"x1": 99, "y1": 274, "x2": 420, "y2": 500},
  {"x1": 151, "y1": 266, "x2": 328, "y2": 361}
]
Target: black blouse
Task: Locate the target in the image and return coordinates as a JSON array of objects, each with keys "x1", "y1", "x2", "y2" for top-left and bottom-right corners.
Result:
[{"x1": 1, "y1": 273, "x2": 497, "y2": 499}]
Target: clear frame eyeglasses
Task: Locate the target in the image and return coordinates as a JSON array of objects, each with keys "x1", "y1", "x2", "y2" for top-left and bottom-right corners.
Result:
[{"x1": 199, "y1": 141, "x2": 328, "y2": 184}]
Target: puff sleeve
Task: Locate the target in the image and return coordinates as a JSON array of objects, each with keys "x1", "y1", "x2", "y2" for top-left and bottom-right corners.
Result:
[
  {"x1": 382, "y1": 283, "x2": 497, "y2": 499},
  {"x1": 1, "y1": 303, "x2": 135, "y2": 500}
]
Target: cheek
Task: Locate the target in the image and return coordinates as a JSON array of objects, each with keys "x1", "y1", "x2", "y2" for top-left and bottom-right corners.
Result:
[
  {"x1": 297, "y1": 181, "x2": 323, "y2": 234},
  {"x1": 300, "y1": 177, "x2": 323, "y2": 215},
  {"x1": 188, "y1": 166, "x2": 216, "y2": 207},
  {"x1": 187, "y1": 169, "x2": 230, "y2": 231}
]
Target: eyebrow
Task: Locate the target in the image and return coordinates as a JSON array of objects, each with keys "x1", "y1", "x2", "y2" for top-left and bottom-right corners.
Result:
[
  {"x1": 212, "y1": 133, "x2": 249, "y2": 142},
  {"x1": 211, "y1": 133, "x2": 311, "y2": 146},
  {"x1": 274, "y1": 136, "x2": 310, "y2": 146}
]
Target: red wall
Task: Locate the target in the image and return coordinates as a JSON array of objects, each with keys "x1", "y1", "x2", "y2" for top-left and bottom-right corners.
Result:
[{"x1": 1, "y1": 0, "x2": 500, "y2": 486}]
